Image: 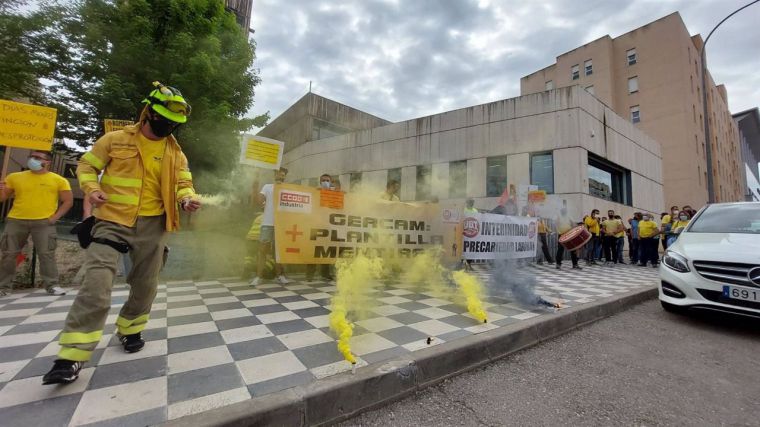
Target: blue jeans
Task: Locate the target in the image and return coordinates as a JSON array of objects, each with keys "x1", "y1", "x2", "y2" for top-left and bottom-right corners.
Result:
[{"x1": 616, "y1": 237, "x2": 625, "y2": 263}]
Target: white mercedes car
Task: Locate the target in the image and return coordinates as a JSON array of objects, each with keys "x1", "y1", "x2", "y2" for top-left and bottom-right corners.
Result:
[{"x1": 659, "y1": 202, "x2": 760, "y2": 318}]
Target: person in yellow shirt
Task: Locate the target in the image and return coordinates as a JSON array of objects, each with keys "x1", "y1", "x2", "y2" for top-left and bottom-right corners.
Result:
[
  {"x1": 637, "y1": 214, "x2": 660, "y2": 267},
  {"x1": 613, "y1": 215, "x2": 627, "y2": 264},
  {"x1": 601, "y1": 210, "x2": 623, "y2": 264},
  {"x1": 44, "y1": 82, "x2": 201, "y2": 385},
  {"x1": 0, "y1": 151, "x2": 73, "y2": 296},
  {"x1": 666, "y1": 211, "x2": 690, "y2": 247},
  {"x1": 583, "y1": 209, "x2": 600, "y2": 265},
  {"x1": 661, "y1": 206, "x2": 679, "y2": 251}
]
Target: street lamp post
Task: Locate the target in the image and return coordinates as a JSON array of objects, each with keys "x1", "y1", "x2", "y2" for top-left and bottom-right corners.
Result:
[{"x1": 701, "y1": 0, "x2": 760, "y2": 204}]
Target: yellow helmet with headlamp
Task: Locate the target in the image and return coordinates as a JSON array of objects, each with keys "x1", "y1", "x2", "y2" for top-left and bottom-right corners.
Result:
[{"x1": 141, "y1": 81, "x2": 191, "y2": 124}]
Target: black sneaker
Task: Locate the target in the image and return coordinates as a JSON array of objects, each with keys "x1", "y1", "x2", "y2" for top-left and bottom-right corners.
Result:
[
  {"x1": 42, "y1": 359, "x2": 83, "y2": 385},
  {"x1": 572, "y1": 265, "x2": 582, "y2": 270},
  {"x1": 120, "y1": 332, "x2": 145, "y2": 353}
]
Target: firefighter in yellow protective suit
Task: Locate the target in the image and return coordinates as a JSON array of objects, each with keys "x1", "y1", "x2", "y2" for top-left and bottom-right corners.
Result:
[{"x1": 43, "y1": 82, "x2": 201, "y2": 385}]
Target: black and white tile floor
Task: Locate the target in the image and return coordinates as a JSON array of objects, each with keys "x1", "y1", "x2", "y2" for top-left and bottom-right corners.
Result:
[{"x1": 0, "y1": 263, "x2": 657, "y2": 426}]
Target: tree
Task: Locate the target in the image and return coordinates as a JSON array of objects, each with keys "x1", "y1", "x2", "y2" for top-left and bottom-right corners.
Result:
[
  {"x1": 41, "y1": 0, "x2": 268, "y2": 191},
  {"x1": 0, "y1": 0, "x2": 65, "y2": 103}
]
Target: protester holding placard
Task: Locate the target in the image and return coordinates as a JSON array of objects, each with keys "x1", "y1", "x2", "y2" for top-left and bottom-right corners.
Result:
[
  {"x1": 0, "y1": 150, "x2": 72, "y2": 296},
  {"x1": 249, "y1": 167, "x2": 291, "y2": 287}
]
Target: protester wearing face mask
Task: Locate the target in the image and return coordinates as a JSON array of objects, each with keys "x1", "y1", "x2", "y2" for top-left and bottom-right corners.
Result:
[
  {"x1": 583, "y1": 209, "x2": 600, "y2": 266},
  {"x1": 661, "y1": 206, "x2": 679, "y2": 251},
  {"x1": 43, "y1": 82, "x2": 200, "y2": 385},
  {"x1": 637, "y1": 213, "x2": 660, "y2": 267},
  {"x1": 667, "y1": 211, "x2": 691, "y2": 247},
  {"x1": 306, "y1": 173, "x2": 335, "y2": 282},
  {"x1": 0, "y1": 151, "x2": 73, "y2": 297}
]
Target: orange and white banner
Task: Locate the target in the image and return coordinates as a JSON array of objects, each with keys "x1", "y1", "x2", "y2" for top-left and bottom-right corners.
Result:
[{"x1": 273, "y1": 184, "x2": 462, "y2": 264}]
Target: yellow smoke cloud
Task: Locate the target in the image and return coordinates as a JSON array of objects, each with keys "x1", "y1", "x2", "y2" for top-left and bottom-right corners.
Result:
[
  {"x1": 329, "y1": 254, "x2": 386, "y2": 363},
  {"x1": 451, "y1": 270, "x2": 488, "y2": 323}
]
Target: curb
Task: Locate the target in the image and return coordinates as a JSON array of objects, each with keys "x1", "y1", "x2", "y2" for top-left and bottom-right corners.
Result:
[{"x1": 164, "y1": 285, "x2": 657, "y2": 427}]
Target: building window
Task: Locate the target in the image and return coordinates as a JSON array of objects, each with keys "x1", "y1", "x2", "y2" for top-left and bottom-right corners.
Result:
[
  {"x1": 387, "y1": 167, "x2": 401, "y2": 189},
  {"x1": 628, "y1": 76, "x2": 638, "y2": 93},
  {"x1": 630, "y1": 105, "x2": 640, "y2": 123},
  {"x1": 587, "y1": 154, "x2": 632, "y2": 205},
  {"x1": 530, "y1": 152, "x2": 554, "y2": 194},
  {"x1": 486, "y1": 156, "x2": 507, "y2": 197},
  {"x1": 698, "y1": 166, "x2": 701, "y2": 186},
  {"x1": 448, "y1": 160, "x2": 467, "y2": 199},
  {"x1": 584, "y1": 59, "x2": 593, "y2": 76},
  {"x1": 626, "y1": 48, "x2": 637, "y2": 65},
  {"x1": 571, "y1": 64, "x2": 579, "y2": 80},
  {"x1": 545, "y1": 80, "x2": 554, "y2": 90},
  {"x1": 350, "y1": 172, "x2": 362, "y2": 191},
  {"x1": 416, "y1": 165, "x2": 432, "y2": 201},
  {"x1": 585, "y1": 85, "x2": 595, "y2": 95}
]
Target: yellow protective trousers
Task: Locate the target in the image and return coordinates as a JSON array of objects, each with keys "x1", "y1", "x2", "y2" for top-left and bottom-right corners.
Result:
[{"x1": 58, "y1": 216, "x2": 168, "y2": 362}]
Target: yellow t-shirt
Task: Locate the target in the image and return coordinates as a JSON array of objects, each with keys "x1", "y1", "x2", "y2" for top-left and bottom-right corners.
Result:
[
  {"x1": 246, "y1": 215, "x2": 264, "y2": 241},
  {"x1": 671, "y1": 220, "x2": 689, "y2": 233},
  {"x1": 584, "y1": 216, "x2": 600, "y2": 235},
  {"x1": 5, "y1": 171, "x2": 71, "y2": 220},
  {"x1": 137, "y1": 133, "x2": 167, "y2": 216},
  {"x1": 661, "y1": 214, "x2": 672, "y2": 228},
  {"x1": 638, "y1": 220, "x2": 659, "y2": 238},
  {"x1": 614, "y1": 220, "x2": 625, "y2": 238},
  {"x1": 602, "y1": 219, "x2": 620, "y2": 236}
]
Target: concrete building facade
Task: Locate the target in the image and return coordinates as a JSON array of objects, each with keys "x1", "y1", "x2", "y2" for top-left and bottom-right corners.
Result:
[
  {"x1": 734, "y1": 108, "x2": 760, "y2": 201},
  {"x1": 520, "y1": 12, "x2": 745, "y2": 209},
  {"x1": 257, "y1": 92, "x2": 391, "y2": 154},
  {"x1": 272, "y1": 87, "x2": 664, "y2": 222}
]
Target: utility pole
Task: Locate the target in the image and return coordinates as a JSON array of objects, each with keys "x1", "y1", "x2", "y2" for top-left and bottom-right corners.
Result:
[{"x1": 701, "y1": 0, "x2": 760, "y2": 203}]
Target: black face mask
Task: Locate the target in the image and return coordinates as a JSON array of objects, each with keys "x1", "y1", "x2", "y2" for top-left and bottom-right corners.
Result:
[{"x1": 148, "y1": 116, "x2": 180, "y2": 138}]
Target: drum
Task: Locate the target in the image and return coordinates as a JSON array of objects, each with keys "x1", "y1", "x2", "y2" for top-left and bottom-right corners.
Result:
[{"x1": 559, "y1": 225, "x2": 591, "y2": 251}]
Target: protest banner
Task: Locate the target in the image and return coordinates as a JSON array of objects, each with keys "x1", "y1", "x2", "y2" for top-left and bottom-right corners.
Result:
[
  {"x1": 0, "y1": 100, "x2": 57, "y2": 151},
  {"x1": 240, "y1": 134, "x2": 284, "y2": 170},
  {"x1": 462, "y1": 212, "x2": 537, "y2": 260},
  {"x1": 273, "y1": 183, "x2": 462, "y2": 264},
  {"x1": 0, "y1": 99, "x2": 58, "y2": 178},
  {"x1": 104, "y1": 119, "x2": 133, "y2": 133}
]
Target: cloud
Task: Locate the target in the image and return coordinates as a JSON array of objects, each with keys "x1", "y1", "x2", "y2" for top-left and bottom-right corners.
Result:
[{"x1": 248, "y1": 0, "x2": 760, "y2": 126}]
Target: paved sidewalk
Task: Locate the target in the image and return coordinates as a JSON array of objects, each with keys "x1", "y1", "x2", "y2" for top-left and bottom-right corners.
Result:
[{"x1": 0, "y1": 263, "x2": 657, "y2": 426}]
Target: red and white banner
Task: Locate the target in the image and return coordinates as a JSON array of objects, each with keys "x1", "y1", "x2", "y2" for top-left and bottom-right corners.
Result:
[{"x1": 462, "y1": 213, "x2": 537, "y2": 260}]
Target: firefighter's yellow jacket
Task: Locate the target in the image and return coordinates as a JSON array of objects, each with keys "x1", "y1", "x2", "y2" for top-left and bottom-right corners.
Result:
[{"x1": 76, "y1": 123, "x2": 195, "y2": 232}]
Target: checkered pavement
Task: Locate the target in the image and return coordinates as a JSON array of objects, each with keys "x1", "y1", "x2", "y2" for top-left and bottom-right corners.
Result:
[{"x1": 0, "y1": 263, "x2": 657, "y2": 426}]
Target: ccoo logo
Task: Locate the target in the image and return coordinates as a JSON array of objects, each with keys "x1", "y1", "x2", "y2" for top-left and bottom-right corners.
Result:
[{"x1": 462, "y1": 217, "x2": 480, "y2": 238}]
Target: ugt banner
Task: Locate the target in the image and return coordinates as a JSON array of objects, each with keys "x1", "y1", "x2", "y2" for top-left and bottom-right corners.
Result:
[
  {"x1": 462, "y1": 212, "x2": 537, "y2": 260},
  {"x1": 273, "y1": 184, "x2": 462, "y2": 264}
]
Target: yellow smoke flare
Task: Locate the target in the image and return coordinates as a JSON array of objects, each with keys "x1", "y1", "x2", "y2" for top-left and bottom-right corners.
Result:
[
  {"x1": 452, "y1": 270, "x2": 488, "y2": 323},
  {"x1": 329, "y1": 255, "x2": 386, "y2": 363},
  {"x1": 329, "y1": 294, "x2": 356, "y2": 364},
  {"x1": 403, "y1": 249, "x2": 455, "y2": 300}
]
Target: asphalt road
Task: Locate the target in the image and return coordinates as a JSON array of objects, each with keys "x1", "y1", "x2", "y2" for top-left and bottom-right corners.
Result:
[{"x1": 340, "y1": 300, "x2": 760, "y2": 427}]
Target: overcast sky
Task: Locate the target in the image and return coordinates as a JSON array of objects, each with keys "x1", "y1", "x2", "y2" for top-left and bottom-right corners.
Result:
[{"x1": 247, "y1": 0, "x2": 759, "y2": 127}]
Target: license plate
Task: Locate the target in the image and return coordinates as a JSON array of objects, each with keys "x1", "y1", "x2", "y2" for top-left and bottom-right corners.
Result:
[{"x1": 722, "y1": 285, "x2": 760, "y2": 302}]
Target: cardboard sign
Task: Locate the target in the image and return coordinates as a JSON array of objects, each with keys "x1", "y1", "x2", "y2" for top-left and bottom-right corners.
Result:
[
  {"x1": 240, "y1": 135, "x2": 284, "y2": 170},
  {"x1": 0, "y1": 100, "x2": 57, "y2": 150},
  {"x1": 528, "y1": 190, "x2": 547, "y2": 203},
  {"x1": 319, "y1": 189, "x2": 344, "y2": 209},
  {"x1": 274, "y1": 184, "x2": 462, "y2": 264},
  {"x1": 104, "y1": 119, "x2": 133, "y2": 133}
]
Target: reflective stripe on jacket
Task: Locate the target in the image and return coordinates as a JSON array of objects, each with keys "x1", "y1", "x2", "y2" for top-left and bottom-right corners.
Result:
[{"x1": 77, "y1": 123, "x2": 195, "y2": 231}]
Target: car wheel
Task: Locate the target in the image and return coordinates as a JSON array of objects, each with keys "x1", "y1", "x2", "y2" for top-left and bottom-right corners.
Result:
[{"x1": 661, "y1": 301, "x2": 687, "y2": 315}]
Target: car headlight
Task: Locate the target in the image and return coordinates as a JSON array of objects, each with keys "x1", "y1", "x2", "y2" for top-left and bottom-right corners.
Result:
[{"x1": 663, "y1": 251, "x2": 690, "y2": 273}]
